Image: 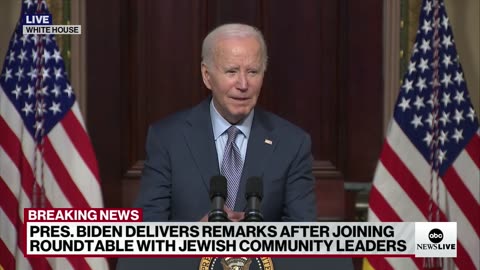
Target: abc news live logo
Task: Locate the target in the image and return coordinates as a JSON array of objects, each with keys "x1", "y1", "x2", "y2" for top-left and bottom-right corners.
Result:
[
  {"x1": 415, "y1": 222, "x2": 457, "y2": 257},
  {"x1": 22, "y1": 14, "x2": 81, "y2": 35}
]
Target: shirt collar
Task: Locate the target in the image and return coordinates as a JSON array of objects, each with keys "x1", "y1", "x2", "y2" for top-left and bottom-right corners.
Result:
[{"x1": 210, "y1": 99, "x2": 254, "y2": 140}]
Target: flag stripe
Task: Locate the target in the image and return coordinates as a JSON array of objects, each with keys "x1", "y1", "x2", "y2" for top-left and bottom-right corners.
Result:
[
  {"x1": 388, "y1": 122, "x2": 479, "y2": 267},
  {"x1": 368, "y1": 186, "x2": 402, "y2": 221},
  {"x1": 0, "y1": 150, "x2": 53, "y2": 270},
  {"x1": 61, "y1": 110, "x2": 100, "y2": 180},
  {"x1": 369, "y1": 184, "x2": 430, "y2": 270},
  {"x1": 0, "y1": 187, "x2": 52, "y2": 270},
  {"x1": 43, "y1": 138, "x2": 91, "y2": 208},
  {"x1": 0, "y1": 209, "x2": 32, "y2": 270},
  {"x1": 454, "y1": 243, "x2": 477, "y2": 270},
  {"x1": 83, "y1": 258, "x2": 109, "y2": 270},
  {"x1": 0, "y1": 86, "x2": 24, "y2": 138},
  {"x1": 42, "y1": 161, "x2": 73, "y2": 207},
  {"x1": 71, "y1": 102, "x2": 86, "y2": 130},
  {"x1": 46, "y1": 258, "x2": 73, "y2": 270},
  {"x1": 0, "y1": 92, "x2": 72, "y2": 208},
  {"x1": 49, "y1": 122, "x2": 103, "y2": 207},
  {"x1": 388, "y1": 121, "x2": 479, "y2": 233},
  {"x1": 0, "y1": 176, "x2": 20, "y2": 232},
  {"x1": 0, "y1": 117, "x2": 35, "y2": 198},
  {"x1": 465, "y1": 132, "x2": 480, "y2": 168},
  {"x1": 54, "y1": 257, "x2": 89, "y2": 270},
  {"x1": 1, "y1": 94, "x2": 97, "y2": 270},
  {"x1": 2, "y1": 164, "x2": 88, "y2": 270},
  {"x1": 0, "y1": 114, "x2": 57, "y2": 211},
  {"x1": 0, "y1": 175, "x2": 19, "y2": 259},
  {"x1": 0, "y1": 118, "x2": 54, "y2": 211},
  {"x1": 386, "y1": 257, "x2": 420, "y2": 270},
  {"x1": 0, "y1": 107, "x2": 96, "y2": 270},
  {"x1": 453, "y1": 145, "x2": 480, "y2": 204},
  {"x1": 388, "y1": 121, "x2": 478, "y2": 237},
  {"x1": 380, "y1": 142, "x2": 432, "y2": 218},
  {"x1": 369, "y1": 167, "x2": 428, "y2": 270},
  {"x1": 0, "y1": 87, "x2": 37, "y2": 169},
  {"x1": 371, "y1": 163, "x2": 471, "y2": 270},
  {"x1": 372, "y1": 160, "x2": 425, "y2": 221},
  {"x1": 442, "y1": 167, "x2": 480, "y2": 235},
  {"x1": 1, "y1": 142, "x2": 92, "y2": 270},
  {"x1": 1, "y1": 92, "x2": 94, "y2": 270},
  {"x1": 366, "y1": 258, "x2": 394, "y2": 270},
  {"x1": 0, "y1": 144, "x2": 38, "y2": 218},
  {"x1": 381, "y1": 127, "x2": 477, "y2": 269},
  {"x1": 0, "y1": 239, "x2": 15, "y2": 270}
]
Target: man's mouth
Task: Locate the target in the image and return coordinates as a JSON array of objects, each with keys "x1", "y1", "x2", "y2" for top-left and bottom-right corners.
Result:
[{"x1": 231, "y1": 97, "x2": 249, "y2": 101}]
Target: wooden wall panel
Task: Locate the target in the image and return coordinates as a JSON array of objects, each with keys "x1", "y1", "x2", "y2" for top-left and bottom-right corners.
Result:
[
  {"x1": 207, "y1": 0, "x2": 262, "y2": 27},
  {"x1": 263, "y1": 0, "x2": 341, "y2": 170},
  {"x1": 343, "y1": 0, "x2": 384, "y2": 181},
  {"x1": 124, "y1": 0, "x2": 209, "y2": 176},
  {"x1": 86, "y1": 0, "x2": 127, "y2": 208}
]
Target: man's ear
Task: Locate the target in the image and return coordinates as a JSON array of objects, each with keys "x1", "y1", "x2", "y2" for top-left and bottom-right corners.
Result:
[{"x1": 201, "y1": 63, "x2": 212, "y2": 90}]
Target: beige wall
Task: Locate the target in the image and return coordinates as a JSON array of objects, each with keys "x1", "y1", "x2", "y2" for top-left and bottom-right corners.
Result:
[
  {"x1": 0, "y1": 1, "x2": 21, "y2": 62},
  {"x1": 445, "y1": 0, "x2": 480, "y2": 117}
]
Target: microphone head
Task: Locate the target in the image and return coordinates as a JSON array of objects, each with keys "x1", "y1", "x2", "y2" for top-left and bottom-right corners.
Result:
[
  {"x1": 210, "y1": 175, "x2": 227, "y2": 200},
  {"x1": 245, "y1": 177, "x2": 263, "y2": 200}
]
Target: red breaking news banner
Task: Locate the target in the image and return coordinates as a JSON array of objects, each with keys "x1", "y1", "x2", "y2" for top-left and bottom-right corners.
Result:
[{"x1": 24, "y1": 208, "x2": 143, "y2": 222}]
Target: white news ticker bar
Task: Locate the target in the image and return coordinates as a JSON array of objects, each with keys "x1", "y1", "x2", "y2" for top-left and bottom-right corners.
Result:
[
  {"x1": 22, "y1": 25, "x2": 81, "y2": 35},
  {"x1": 26, "y1": 222, "x2": 416, "y2": 256}
]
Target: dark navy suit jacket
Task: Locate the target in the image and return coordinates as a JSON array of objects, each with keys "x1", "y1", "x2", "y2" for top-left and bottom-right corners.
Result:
[
  {"x1": 119, "y1": 98, "x2": 353, "y2": 269},
  {"x1": 135, "y1": 97, "x2": 316, "y2": 221}
]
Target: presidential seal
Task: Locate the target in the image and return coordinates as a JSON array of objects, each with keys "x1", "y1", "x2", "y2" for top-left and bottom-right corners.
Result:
[{"x1": 199, "y1": 257, "x2": 274, "y2": 270}]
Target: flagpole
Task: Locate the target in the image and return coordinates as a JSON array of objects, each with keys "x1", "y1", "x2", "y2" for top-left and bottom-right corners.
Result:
[
  {"x1": 425, "y1": 0, "x2": 443, "y2": 268},
  {"x1": 32, "y1": 0, "x2": 46, "y2": 208}
]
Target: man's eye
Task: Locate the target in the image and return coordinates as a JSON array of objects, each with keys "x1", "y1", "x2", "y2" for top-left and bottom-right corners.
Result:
[{"x1": 249, "y1": 70, "x2": 258, "y2": 75}]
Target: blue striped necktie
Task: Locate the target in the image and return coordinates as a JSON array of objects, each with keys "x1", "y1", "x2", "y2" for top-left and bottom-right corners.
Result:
[{"x1": 221, "y1": 126, "x2": 244, "y2": 209}]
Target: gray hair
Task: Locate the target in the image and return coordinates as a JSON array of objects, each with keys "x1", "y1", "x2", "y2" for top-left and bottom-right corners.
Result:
[{"x1": 201, "y1": 23, "x2": 268, "y2": 72}]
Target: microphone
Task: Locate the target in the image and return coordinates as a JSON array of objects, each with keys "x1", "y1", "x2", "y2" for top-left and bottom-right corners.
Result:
[
  {"x1": 243, "y1": 177, "x2": 264, "y2": 222},
  {"x1": 208, "y1": 176, "x2": 229, "y2": 222}
]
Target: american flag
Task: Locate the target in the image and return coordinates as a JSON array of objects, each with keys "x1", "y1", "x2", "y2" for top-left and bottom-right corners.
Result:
[
  {"x1": 365, "y1": 0, "x2": 479, "y2": 269},
  {"x1": 0, "y1": 1, "x2": 108, "y2": 269}
]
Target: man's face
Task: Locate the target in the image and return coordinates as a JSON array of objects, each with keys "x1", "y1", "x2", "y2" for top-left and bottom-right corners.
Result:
[{"x1": 201, "y1": 36, "x2": 264, "y2": 124}]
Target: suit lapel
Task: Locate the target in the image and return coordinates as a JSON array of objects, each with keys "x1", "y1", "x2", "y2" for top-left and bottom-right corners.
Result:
[
  {"x1": 235, "y1": 109, "x2": 278, "y2": 211},
  {"x1": 183, "y1": 98, "x2": 219, "y2": 192},
  {"x1": 183, "y1": 100, "x2": 278, "y2": 212}
]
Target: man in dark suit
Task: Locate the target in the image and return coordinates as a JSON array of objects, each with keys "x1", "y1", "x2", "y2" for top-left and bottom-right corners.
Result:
[
  {"x1": 119, "y1": 23, "x2": 353, "y2": 270},
  {"x1": 135, "y1": 23, "x2": 316, "y2": 222}
]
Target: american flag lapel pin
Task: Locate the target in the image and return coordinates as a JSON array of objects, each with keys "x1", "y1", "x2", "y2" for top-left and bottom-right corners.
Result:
[{"x1": 264, "y1": 139, "x2": 272, "y2": 145}]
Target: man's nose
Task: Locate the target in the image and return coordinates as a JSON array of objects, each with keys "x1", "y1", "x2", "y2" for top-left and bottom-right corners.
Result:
[{"x1": 236, "y1": 73, "x2": 248, "y2": 90}]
